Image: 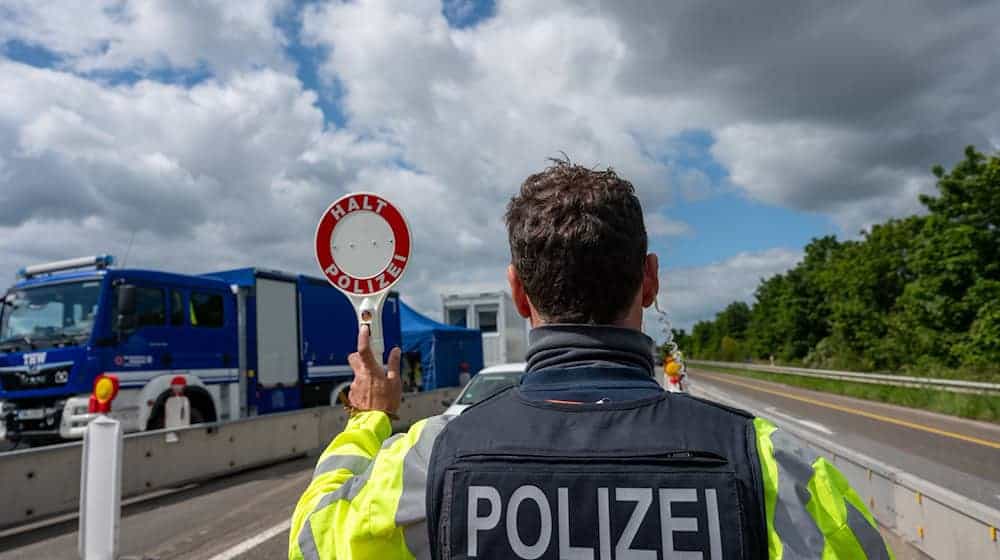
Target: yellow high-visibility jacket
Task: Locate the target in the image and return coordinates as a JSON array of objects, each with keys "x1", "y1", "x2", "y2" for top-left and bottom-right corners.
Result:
[{"x1": 289, "y1": 411, "x2": 892, "y2": 559}]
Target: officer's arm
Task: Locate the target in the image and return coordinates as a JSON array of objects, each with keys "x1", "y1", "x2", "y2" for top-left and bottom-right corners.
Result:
[
  {"x1": 288, "y1": 410, "x2": 391, "y2": 560},
  {"x1": 288, "y1": 411, "x2": 448, "y2": 560},
  {"x1": 754, "y1": 418, "x2": 893, "y2": 559}
]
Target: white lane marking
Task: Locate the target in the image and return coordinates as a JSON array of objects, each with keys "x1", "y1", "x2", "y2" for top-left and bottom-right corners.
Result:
[
  {"x1": 693, "y1": 380, "x2": 836, "y2": 436},
  {"x1": 0, "y1": 484, "x2": 199, "y2": 540},
  {"x1": 205, "y1": 518, "x2": 291, "y2": 560},
  {"x1": 690, "y1": 382, "x2": 741, "y2": 407},
  {"x1": 764, "y1": 406, "x2": 834, "y2": 435}
]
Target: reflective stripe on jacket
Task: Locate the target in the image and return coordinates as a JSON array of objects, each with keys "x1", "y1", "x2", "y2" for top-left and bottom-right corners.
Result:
[{"x1": 289, "y1": 411, "x2": 892, "y2": 559}]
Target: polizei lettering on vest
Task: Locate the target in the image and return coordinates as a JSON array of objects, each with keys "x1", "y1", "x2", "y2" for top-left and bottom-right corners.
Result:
[{"x1": 467, "y1": 485, "x2": 723, "y2": 559}]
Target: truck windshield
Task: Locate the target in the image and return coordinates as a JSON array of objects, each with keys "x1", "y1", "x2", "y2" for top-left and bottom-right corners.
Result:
[{"x1": 0, "y1": 280, "x2": 102, "y2": 348}]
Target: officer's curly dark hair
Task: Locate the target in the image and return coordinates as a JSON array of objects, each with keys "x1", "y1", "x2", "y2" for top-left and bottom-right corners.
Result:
[{"x1": 505, "y1": 159, "x2": 648, "y2": 324}]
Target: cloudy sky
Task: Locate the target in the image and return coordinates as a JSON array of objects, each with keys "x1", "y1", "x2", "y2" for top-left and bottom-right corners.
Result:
[{"x1": 1, "y1": 0, "x2": 998, "y2": 337}]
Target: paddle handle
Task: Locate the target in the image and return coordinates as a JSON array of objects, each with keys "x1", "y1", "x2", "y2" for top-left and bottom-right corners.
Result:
[{"x1": 358, "y1": 295, "x2": 384, "y2": 362}]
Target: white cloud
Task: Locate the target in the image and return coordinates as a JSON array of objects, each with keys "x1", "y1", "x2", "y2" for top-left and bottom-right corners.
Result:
[
  {"x1": 0, "y1": 0, "x2": 292, "y2": 76},
  {"x1": 0, "y1": 62, "x2": 326, "y2": 235},
  {"x1": 711, "y1": 122, "x2": 935, "y2": 232},
  {"x1": 660, "y1": 248, "x2": 803, "y2": 332},
  {"x1": 301, "y1": 0, "x2": 682, "y2": 213},
  {"x1": 645, "y1": 213, "x2": 692, "y2": 238},
  {"x1": 300, "y1": 0, "x2": 1000, "y2": 236},
  {"x1": 0, "y1": 60, "x2": 393, "y2": 280}
]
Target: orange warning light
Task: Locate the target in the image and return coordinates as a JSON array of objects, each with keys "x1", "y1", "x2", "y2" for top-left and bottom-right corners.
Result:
[
  {"x1": 666, "y1": 361, "x2": 682, "y2": 377},
  {"x1": 88, "y1": 374, "x2": 120, "y2": 414}
]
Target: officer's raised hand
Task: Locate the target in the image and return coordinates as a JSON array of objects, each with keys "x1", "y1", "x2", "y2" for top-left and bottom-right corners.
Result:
[{"x1": 346, "y1": 325, "x2": 402, "y2": 416}]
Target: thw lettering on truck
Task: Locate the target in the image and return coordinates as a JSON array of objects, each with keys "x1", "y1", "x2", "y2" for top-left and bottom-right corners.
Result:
[{"x1": 466, "y1": 484, "x2": 723, "y2": 559}]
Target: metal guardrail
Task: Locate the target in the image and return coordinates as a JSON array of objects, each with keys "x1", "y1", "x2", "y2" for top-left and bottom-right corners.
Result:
[
  {"x1": 0, "y1": 387, "x2": 460, "y2": 531},
  {"x1": 691, "y1": 381, "x2": 1000, "y2": 559},
  {"x1": 689, "y1": 359, "x2": 1000, "y2": 395}
]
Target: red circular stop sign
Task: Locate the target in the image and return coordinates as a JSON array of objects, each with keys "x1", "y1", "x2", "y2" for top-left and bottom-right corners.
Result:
[{"x1": 314, "y1": 193, "x2": 411, "y2": 295}]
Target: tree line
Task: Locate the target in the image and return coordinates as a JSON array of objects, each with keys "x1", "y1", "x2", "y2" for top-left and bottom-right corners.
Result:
[{"x1": 671, "y1": 146, "x2": 999, "y2": 380}]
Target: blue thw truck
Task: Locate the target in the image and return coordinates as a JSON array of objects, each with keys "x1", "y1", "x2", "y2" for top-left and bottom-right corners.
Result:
[{"x1": 0, "y1": 255, "x2": 402, "y2": 444}]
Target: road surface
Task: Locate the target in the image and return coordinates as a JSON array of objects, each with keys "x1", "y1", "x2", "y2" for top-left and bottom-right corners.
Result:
[
  {"x1": 0, "y1": 456, "x2": 306, "y2": 559},
  {"x1": 688, "y1": 368, "x2": 1000, "y2": 511}
]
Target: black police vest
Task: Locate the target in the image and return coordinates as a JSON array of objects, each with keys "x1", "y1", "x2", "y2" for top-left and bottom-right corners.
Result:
[{"x1": 426, "y1": 379, "x2": 768, "y2": 559}]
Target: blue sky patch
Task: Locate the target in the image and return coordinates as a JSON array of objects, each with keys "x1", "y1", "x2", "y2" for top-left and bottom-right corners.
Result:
[
  {"x1": 653, "y1": 192, "x2": 836, "y2": 269},
  {"x1": 442, "y1": 0, "x2": 496, "y2": 28},
  {"x1": 3, "y1": 39, "x2": 62, "y2": 68},
  {"x1": 86, "y1": 64, "x2": 214, "y2": 88},
  {"x1": 278, "y1": 0, "x2": 347, "y2": 128}
]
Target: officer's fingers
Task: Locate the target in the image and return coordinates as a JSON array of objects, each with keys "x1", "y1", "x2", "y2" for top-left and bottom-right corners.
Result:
[
  {"x1": 356, "y1": 324, "x2": 371, "y2": 354},
  {"x1": 347, "y1": 352, "x2": 368, "y2": 376},
  {"x1": 355, "y1": 325, "x2": 381, "y2": 372},
  {"x1": 385, "y1": 347, "x2": 402, "y2": 380}
]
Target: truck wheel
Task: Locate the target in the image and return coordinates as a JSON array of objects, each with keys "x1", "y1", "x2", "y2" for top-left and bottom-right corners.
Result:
[{"x1": 189, "y1": 405, "x2": 205, "y2": 424}]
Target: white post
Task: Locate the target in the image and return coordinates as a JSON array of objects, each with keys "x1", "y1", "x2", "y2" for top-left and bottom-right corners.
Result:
[
  {"x1": 165, "y1": 394, "x2": 191, "y2": 430},
  {"x1": 79, "y1": 415, "x2": 123, "y2": 560}
]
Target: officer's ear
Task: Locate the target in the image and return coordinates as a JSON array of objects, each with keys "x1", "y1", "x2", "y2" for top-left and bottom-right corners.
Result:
[
  {"x1": 640, "y1": 253, "x2": 659, "y2": 308},
  {"x1": 507, "y1": 264, "x2": 533, "y2": 319}
]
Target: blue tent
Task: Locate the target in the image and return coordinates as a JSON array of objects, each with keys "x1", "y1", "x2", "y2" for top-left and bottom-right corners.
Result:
[{"x1": 400, "y1": 300, "x2": 483, "y2": 390}]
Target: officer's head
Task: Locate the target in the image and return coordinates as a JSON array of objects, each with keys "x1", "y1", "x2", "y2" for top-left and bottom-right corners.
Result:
[{"x1": 505, "y1": 160, "x2": 659, "y2": 328}]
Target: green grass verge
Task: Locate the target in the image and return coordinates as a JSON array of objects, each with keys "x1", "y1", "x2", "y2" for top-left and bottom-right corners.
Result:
[{"x1": 697, "y1": 365, "x2": 1000, "y2": 424}]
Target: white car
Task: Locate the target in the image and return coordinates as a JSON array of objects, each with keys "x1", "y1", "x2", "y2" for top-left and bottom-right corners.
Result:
[{"x1": 443, "y1": 363, "x2": 525, "y2": 416}]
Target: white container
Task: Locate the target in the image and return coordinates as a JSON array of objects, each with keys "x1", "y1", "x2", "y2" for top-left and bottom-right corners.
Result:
[{"x1": 442, "y1": 291, "x2": 528, "y2": 367}]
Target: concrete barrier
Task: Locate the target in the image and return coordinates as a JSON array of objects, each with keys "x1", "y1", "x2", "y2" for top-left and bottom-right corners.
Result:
[
  {"x1": 1, "y1": 387, "x2": 460, "y2": 531},
  {"x1": 793, "y1": 421, "x2": 999, "y2": 559}
]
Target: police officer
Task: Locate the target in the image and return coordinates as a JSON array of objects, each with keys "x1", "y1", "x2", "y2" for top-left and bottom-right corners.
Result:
[{"x1": 290, "y1": 161, "x2": 891, "y2": 559}]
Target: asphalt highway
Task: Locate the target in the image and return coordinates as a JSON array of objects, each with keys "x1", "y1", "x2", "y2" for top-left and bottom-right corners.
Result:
[
  {"x1": 0, "y1": 455, "x2": 308, "y2": 559},
  {"x1": 687, "y1": 368, "x2": 1000, "y2": 512}
]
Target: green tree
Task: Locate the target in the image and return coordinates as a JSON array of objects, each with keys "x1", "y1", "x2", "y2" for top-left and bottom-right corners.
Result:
[
  {"x1": 747, "y1": 274, "x2": 792, "y2": 360},
  {"x1": 715, "y1": 301, "x2": 751, "y2": 341},
  {"x1": 957, "y1": 298, "x2": 1000, "y2": 369},
  {"x1": 669, "y1": 328, "x2": 692, "y2": 354},
  {"x1": 818, "y1": 217, "x2": 923, "y2": 369},
  {"x1": 690, "y1": 320, "x2": 717, "y2": 359},
  {"x1": 889, "y1": 148, "x2": 1000, "y2": 368},
  {"x1": 923, "y1": 146, "x2": 1000, "y2": 266},
  {"x1": 719, "y1": 336, "x2": 746, "y2": 362}
]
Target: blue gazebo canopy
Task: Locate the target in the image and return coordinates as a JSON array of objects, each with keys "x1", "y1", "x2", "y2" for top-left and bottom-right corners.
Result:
[{"x1": 400, "y1": 300, "x2": 483, "y2": 390}]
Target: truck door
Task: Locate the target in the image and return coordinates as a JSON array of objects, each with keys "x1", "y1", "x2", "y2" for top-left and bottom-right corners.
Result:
[
  {"x1": 108, "y1": 283, "x2": 169, "y2": 424},
  {"x1": 174, "y1": 287, "x2": 238, "y2": 421},
  {"x1": 254, "y1": 278, "x2": 301, "y2": 412}
]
